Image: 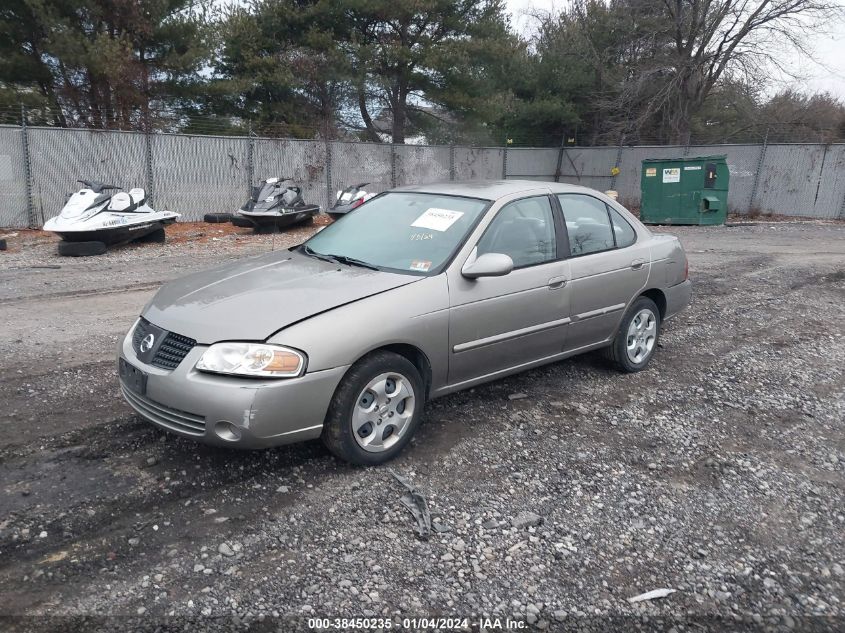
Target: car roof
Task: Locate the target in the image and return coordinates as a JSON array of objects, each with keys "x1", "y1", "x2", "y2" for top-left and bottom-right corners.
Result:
[{"x1": 392, "y1": 180, "x2": 605, "y2": 201}]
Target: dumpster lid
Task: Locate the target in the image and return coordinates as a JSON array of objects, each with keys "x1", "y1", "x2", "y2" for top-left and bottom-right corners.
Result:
[{"x1": 642, "y1": 154, "x2": 727, "y2": 163}]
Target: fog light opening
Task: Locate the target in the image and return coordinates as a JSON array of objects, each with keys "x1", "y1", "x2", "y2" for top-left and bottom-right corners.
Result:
[{"x1": 214, "y1": 421, "x2": 242, "y2": 442}]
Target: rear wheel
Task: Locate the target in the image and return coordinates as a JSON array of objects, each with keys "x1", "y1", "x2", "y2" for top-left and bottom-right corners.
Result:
[
  {"x1": 204, "y1": 213, "x2": 233, "y2": 223},
  {"x1": 58, "y1": 240, "x2": 107, "y2": 257},
  {"x1": 604, "y1": 296, "x2": 660, "y2": 372},
  {"x1": 322, "y1": 351, "x2": 424, "y2": 465}
]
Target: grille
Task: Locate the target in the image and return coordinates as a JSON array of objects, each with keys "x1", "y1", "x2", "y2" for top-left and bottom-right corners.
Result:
[
  {"x1": 132, "y1": 319, "x2": 145, "y2": 350},
  {"x1": 133, "y1": 318, "x2": 196, "y2": 370},
  {"x1": 121, "y1": 385, "x2": 206, "y2": 436},
  {"x1": 152, "y1": 331, "x2": 196, "y2": 369}
]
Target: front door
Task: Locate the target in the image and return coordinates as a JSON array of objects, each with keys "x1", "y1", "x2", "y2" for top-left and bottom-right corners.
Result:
[{"x1": 447, "y1": 195, "x2": 571, "y2": 387}]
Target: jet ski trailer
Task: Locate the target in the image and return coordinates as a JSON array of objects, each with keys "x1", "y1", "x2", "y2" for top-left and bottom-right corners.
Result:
[
  {"x1": 233, "y1": 177, "x2": 319, "y2": 230},
  {"x1": 43, "y1": 180, "x2": 179, "y2": 255}
]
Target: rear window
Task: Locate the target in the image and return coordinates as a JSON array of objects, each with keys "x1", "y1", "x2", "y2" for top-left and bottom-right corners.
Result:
[{"x1": 609, "y1": 207, "x2": 637, "y2": 248}]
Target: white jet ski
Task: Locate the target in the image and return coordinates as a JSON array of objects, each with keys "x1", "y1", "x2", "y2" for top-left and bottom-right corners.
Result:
[{"x1": 44, "y1": 180, "x2": 180, "y2": 256}]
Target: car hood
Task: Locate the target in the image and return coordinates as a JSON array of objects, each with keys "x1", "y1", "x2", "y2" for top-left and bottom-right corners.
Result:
[{"x1": 142, "y1": 249, "x2": 419, "y2": 344}]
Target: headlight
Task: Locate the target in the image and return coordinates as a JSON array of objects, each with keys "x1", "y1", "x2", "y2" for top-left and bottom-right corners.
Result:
[{"x1": 195, "y1": 343, "x2": 306, "y2": 378}]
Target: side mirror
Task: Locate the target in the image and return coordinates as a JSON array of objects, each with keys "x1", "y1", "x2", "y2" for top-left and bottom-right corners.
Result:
[{"x1": 461, "y1": 251, "x2": 514, "y2": 279}]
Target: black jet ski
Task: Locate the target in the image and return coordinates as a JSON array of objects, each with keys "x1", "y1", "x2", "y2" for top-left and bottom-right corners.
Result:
[
  {"x1": 328, "y1": 183, "x2": 376, "y2": 220},
  {"x1": 233, "y1": 177, "x2": 319, "y2": 230}
]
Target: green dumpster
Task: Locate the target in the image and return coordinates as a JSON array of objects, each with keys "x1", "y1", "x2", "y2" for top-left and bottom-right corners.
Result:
[{"x1": 640, "y1": 155, "x2": 729, "y2": 225}]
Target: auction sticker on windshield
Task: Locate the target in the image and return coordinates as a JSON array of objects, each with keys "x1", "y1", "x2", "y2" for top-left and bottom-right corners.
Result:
[
  {"x1": 409, "y1": 260, "x2": 432, "y2": 272},
  {"x1": 411, "y1": 208, "x2": 464, "y2": 232}
]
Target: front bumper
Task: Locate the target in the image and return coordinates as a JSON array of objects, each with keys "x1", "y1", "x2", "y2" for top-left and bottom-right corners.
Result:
[
  {"x1": 664, "y1": 279, "x2": 692, "y2": 320},
  {"x1": 118, "y1": 329, "x2": 348, "y2": 448}
]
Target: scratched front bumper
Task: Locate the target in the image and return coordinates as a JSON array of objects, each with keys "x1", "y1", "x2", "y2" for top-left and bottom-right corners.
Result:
[{"x1": 118, "y1": 330, "x2": 348, "y2": 448}]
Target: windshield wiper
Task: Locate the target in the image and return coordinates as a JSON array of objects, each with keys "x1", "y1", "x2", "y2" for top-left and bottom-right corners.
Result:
[
  {"x1": 301, "y1": 245, "x2": 379, "y2": 270},
  {"x1": 302, "y1": 244, "x2": 332, "y2": 262},
  {"x1": 323, "y1": 253, "x2": 380, "y2": 271},
  {"x1": 301, "y1": 245, "x2": 336, "y2": 263}
]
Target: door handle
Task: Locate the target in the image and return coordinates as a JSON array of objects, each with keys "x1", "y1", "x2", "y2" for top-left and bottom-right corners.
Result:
[
  {"x1": 630, "y1": 259, "x2": 645, "y2": 270},
  {"x1": 547, "y1": 276, "x2": 567, "y2": 289}
]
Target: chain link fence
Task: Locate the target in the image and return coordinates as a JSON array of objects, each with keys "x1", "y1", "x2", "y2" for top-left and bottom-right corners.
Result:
[{"x1": 1, "y1": 123, "x2": 843, "y2": 228}]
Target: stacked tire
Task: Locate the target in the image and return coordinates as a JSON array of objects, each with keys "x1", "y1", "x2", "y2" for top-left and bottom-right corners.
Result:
[{"x1": 57, "y1": 241, "x2": 108, "y2": 257}]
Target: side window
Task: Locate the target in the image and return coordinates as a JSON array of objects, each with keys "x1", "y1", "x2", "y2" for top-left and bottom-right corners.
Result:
[
  {"x1": 477, "y1": 196, "x2": 556, "y2": 268},
  {"x1": 609, "y1": 207, "x2": 636, "y2": 248},
  {"x1": 557, "y1": 194, "x2": 615, "y2": 256}
]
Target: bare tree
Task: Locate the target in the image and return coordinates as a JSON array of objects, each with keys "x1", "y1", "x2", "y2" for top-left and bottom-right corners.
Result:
[{"x1": 605, "y1": 0, "x2": 840, "y2": 143}]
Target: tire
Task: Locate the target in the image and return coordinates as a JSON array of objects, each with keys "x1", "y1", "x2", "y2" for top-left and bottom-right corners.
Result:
[
  {"x1": 58, "y1": 240, "x2": 107, "y2": 257},
  {"x1": 137, "y1": 228, "x2": 166, "y2": 243},
  {"x1": 0, "y1": 239, "x2": 6, "y2": 251},
  {"x1": 204, "y1": 213, "x2": 233, "y2": 223},
  {"x1": 322, "y1": 351, "x2": 425, "y2": 465},
  {"x1": 231, "y1": 217, "x2": 254, "y2": 228},
  {"x1": 603, "y1": 296, "x2": 661, "y2": 373}
]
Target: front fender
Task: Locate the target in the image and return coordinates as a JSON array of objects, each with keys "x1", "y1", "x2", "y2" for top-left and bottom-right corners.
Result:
[{"x1": 266, "y1": 274, "x2": 451, "y2": 390}]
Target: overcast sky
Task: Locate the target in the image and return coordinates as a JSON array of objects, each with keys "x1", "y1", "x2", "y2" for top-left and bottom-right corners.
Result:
[{"x1": 505, "y1": 0, "x2": 845, "y2": 100}]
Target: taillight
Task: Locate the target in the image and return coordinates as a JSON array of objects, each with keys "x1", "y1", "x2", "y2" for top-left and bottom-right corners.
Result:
[{"x1": 352, "y1": 198, "x2": 365, "y2": 208}]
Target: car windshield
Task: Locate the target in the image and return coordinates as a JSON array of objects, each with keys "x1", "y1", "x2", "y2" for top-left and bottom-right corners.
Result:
[{"x1": 302, "y1": 192, "x2": 490, "y2": 275}]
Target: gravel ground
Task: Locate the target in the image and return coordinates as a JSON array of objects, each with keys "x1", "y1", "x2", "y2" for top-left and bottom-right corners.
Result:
[{"x1": 0, "y1": 219, "x2": 843, "y2": 633}]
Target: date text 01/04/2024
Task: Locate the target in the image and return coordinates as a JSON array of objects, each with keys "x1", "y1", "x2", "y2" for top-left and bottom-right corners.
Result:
[{"x1": 307, "y1": 617, "x2": 527, "y2": 630}]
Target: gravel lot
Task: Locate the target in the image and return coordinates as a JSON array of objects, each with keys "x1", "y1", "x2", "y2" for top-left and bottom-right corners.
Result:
[{"x1": 0, "y1": 219, "x2": 843, "y2": 632}]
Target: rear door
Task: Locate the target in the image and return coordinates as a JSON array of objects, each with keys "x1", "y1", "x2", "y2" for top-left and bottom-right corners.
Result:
[
  {"x1": 557, "y1": 194, "x2": 650, "y2": 350},
  {"x1": 447, "y1": 195, "x2": 571, "y2": 386}
]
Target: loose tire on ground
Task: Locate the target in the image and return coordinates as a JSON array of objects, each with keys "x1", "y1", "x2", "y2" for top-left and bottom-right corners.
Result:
[
  {"x1": 0, "y1": 238, "x2": 6, "y2": 251},
  {"x1": 322, "y1": 351, "x2": 425, "y2": 465},
  {"x1": 231, "y1": 216, "x2": 254, "y2": 228},
  {"x1": 603, "y1": 296, "x2": 661, "y2": 373},
  {"x1": 203, "y1": 213, "x2": 233, "y2": 223},
  {"x1": 58, "y1": 241, "x2": 107, "y2": 257}
]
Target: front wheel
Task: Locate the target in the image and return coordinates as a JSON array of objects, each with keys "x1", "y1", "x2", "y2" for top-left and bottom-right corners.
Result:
[
  {"x1": 604, "y1": 296, "x2": 660, "y2": 372},
  {"x1": 322, "y1": 351, "x2": 424, "y2": 465}
]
